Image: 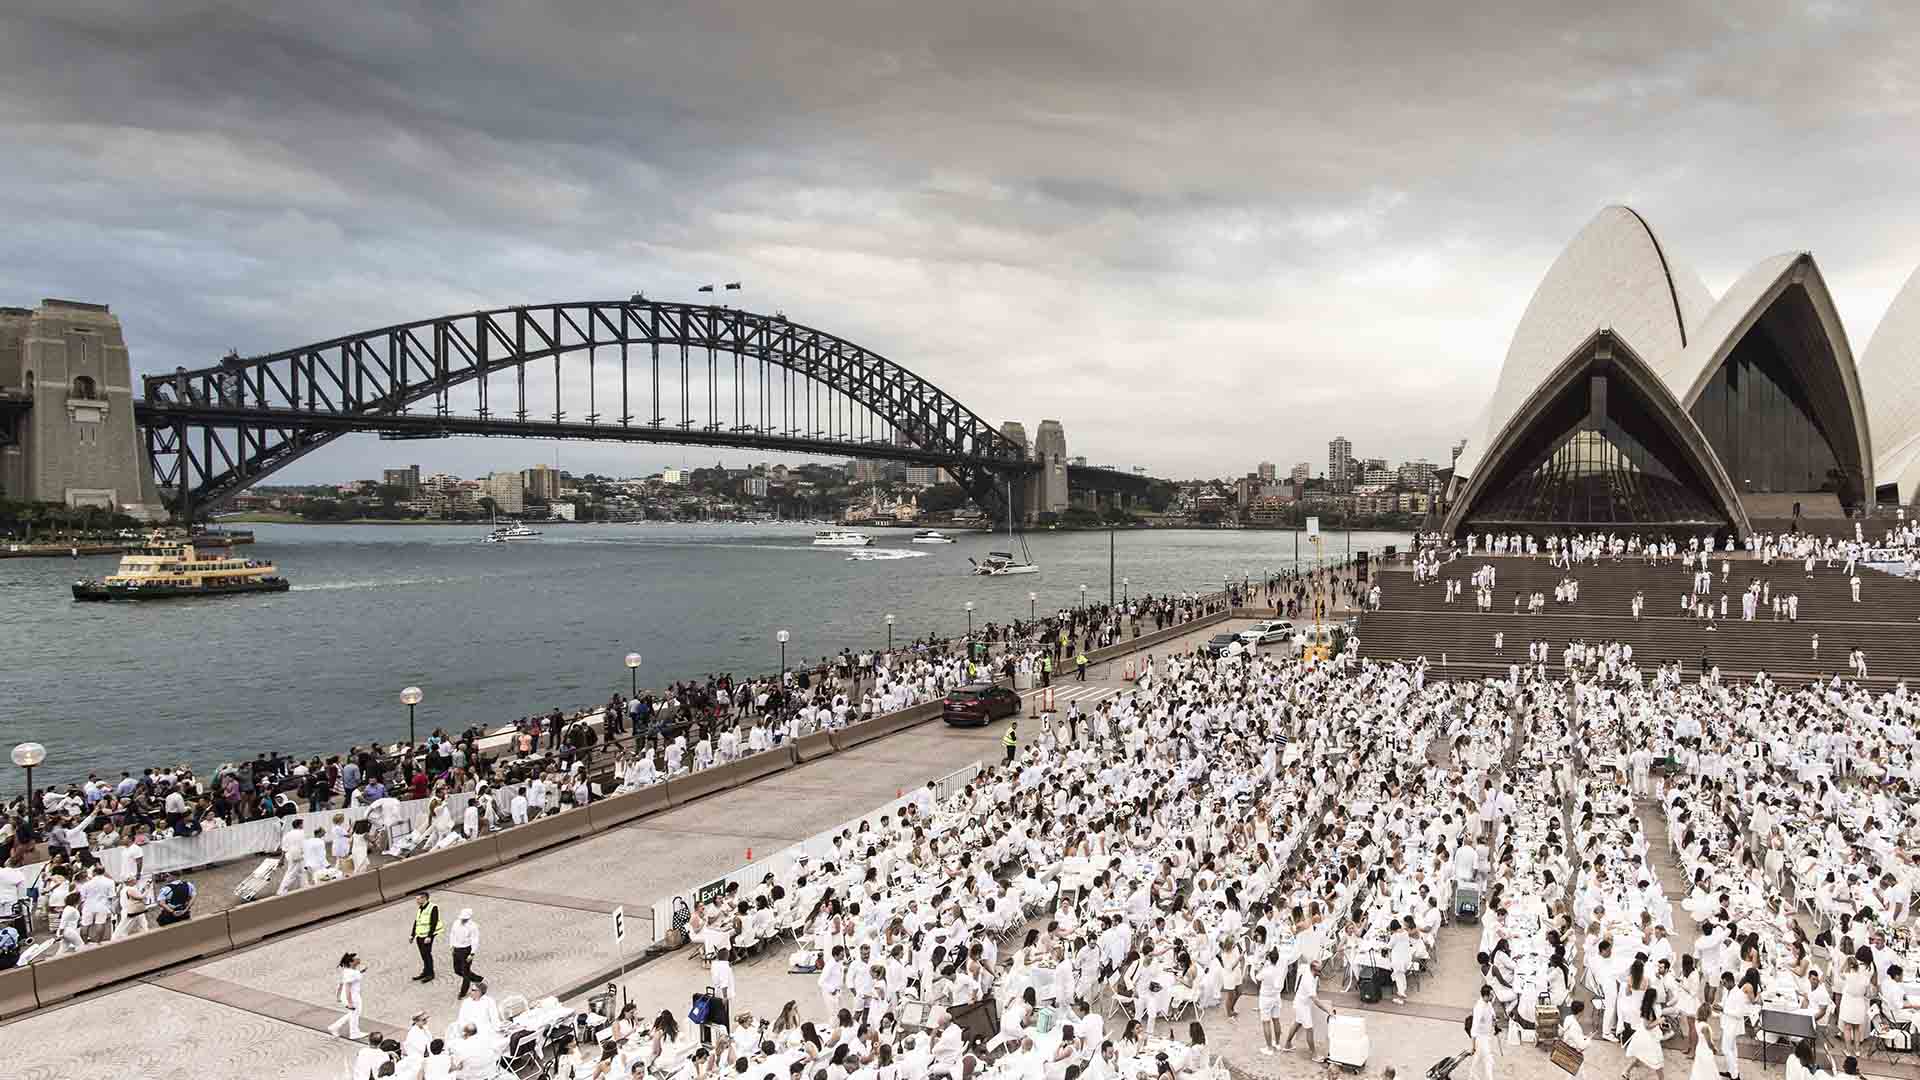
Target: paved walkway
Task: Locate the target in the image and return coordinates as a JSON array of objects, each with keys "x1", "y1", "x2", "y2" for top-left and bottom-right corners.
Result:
[{"x1": 0, "y1": 622, "x2": 1233, "y2": 1079}]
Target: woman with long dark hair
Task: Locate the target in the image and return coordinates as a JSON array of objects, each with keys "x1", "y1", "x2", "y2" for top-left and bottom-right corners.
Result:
[{"x1": 1622, "y1": 987, "x2": 1666, "y2": 1080}]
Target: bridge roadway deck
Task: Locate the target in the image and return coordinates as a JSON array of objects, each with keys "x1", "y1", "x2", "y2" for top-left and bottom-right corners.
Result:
[{"x1": 0, "y1": 624, "x2": 1228, "y2": 1080}]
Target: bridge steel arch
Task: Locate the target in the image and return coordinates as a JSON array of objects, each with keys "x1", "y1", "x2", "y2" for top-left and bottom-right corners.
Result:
[{"x1": 137, "y1": 300, "x2": 1035, "y2": 518}]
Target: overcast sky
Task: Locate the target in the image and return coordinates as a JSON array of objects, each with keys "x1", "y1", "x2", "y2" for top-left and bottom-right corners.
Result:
[{"x1": 4, "y1": 0, "x2": 1919, "y2": 482}]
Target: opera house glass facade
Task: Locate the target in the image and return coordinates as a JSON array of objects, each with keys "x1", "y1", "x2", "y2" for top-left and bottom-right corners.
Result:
[
  {"x1": 1443, "y1": 205, "x2": 1905, "y2": 540},
  {"x1": 1689, "y1": 330, "x2": 1849, "y2": 503}
]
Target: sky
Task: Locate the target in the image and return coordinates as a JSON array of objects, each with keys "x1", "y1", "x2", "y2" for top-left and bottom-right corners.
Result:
[{"x1": 3, "y1": 0, "x2": 1919, "y2": 483}]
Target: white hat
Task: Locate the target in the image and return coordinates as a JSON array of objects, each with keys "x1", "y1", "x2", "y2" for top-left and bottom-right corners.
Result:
[{"x1": 458, "y1": 908, "x2": 474, "y2": 921}]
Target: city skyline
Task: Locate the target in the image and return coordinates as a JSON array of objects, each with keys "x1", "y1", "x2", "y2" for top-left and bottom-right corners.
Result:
[{"x1": 7, "y1": 3, "x2": 1920, "y2": 484}]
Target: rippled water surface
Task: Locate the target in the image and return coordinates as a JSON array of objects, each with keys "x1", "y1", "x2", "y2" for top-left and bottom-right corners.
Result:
[{"x1": 1, "y1": 521, "x2": 1405, "y2": 781}]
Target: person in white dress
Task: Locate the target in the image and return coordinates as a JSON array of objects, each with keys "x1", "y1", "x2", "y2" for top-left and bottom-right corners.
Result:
[
  {"x1": 1838, "y1": 957, "x2": 1871, "y2": 1054},
  {"x1": 327, "y1": 952, "x2": 367, "y2": 1039},
  {"x1": 349, "y1": 820, "x2": 372, "y2": 875},
  {"x1": 1623, "y1": 988, "x2": 1667, "y2": 1080},
  {"x1": 1690, "y1": 1006, "x2": 1720, "y2": 1080}
]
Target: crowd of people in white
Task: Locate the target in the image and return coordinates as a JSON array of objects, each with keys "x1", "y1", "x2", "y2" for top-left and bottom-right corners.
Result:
[{"x1": 333, "y1": 628, "x2": 1920, "y2": 1080}]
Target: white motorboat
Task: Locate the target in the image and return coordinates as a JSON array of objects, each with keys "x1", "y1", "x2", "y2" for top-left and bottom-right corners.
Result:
[
  {"x1": 812, "y1": 530, "x2": 873, "y2": 547},
  {"x1": 910, "y1": 530, "x2": 955, "y2": 544},
  {"x1": 482, "y1": 520, "x2": 543, "y2": 543}
]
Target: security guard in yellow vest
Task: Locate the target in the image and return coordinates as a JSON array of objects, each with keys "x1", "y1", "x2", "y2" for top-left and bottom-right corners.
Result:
[
  {"x1": 1075, "y1": 651, "x2": 1089, "y2": 681},
  {"x1": 411, "y1": 891, "x2": 442, "y2": 981},
  {"x1": 1002, "y1": 719, "x2": 1018, "y2": 764}
]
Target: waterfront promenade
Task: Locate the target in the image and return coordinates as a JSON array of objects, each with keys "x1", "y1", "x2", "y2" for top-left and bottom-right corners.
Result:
[{"x1": 0, "y1": 623, "x2": 1219, "y2": 1077}]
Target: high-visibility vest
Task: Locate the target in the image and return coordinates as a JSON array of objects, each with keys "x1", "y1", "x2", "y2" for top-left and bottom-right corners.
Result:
[
  {"x1": 413, "y1": 903, "x2": 439, "y2": 940},
  {"x1": 1002, "y1": 726, "x2": 1017, "y2": 748},
  {"x1": 1075, "y1": 654, "x2": 1087, "y2": 667}
]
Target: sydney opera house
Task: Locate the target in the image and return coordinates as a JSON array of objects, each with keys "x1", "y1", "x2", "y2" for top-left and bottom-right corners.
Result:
[{"x1": 1440, "y1": 205, "x2": 1920, "y2": 539}]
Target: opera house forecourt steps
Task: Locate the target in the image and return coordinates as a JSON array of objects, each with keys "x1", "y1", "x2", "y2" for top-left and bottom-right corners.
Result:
[{"x1": 1353, "y1": 555, "x2": 1920, "y2": 683}]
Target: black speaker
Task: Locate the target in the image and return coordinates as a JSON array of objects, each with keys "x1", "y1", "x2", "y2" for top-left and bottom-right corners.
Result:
[{"x1": 1358, "y1": 965, "x2": 1386, "y2": 1003}]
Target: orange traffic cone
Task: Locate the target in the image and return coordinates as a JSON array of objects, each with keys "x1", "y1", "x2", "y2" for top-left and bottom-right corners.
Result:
[{"x1": 745, "y1": 847, "x2": 753, "y2": 861}]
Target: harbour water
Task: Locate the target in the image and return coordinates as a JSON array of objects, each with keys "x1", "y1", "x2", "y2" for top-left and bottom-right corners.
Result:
[{"x1": 1, "y1": 521, "x2": 1405, "y2": 783}]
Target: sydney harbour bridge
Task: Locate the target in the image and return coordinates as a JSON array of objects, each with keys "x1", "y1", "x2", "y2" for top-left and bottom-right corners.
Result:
[{"x1": 0, "y1": 296, "x2": 1155, "y2": 521}]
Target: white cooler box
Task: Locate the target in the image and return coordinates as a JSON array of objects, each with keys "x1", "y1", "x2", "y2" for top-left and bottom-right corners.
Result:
[{"x1": 1327, "y1": 1014, "x2": 1370, "y2": 1071}]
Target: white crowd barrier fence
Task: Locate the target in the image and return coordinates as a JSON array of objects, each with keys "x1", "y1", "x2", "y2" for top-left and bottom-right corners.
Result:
[{"x1": 93, "y1": 791, "x2": 475, "y2": 880}]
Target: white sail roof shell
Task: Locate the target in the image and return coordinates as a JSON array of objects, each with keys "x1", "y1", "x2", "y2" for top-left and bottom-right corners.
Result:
[
  {"x1": 1863, "y1": 265, "x2": 1920, "y2": 502},
  {"x1": 1453, "y1": 205, "x2": 1710, "y2": 480}
]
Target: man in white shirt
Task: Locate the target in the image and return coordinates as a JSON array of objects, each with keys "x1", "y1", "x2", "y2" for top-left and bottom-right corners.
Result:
[
  {"x1": 77, "y1": 867, "x2": 116, "y2": 944},
  {"x1": 1470, "y1": 985, "x2": 1499, "y2": 1080},
  {"x1": 927, "y1": 1020, "x2": 965, "y2": 1079},
  {"x1": 275, "y1": 818, "x2": 307, "y2": 894},
  {"x1": 1591, "y1": 939, "x2": 1621, "y2": 1038},
  {"x1": 456, "y1": 982, "x2": 503, "y2": 1036},
  {"x1": 1454, "y1": 841, "x2": 1479, "y2": 886},
  {"x1": 819, "y1": 944, "x2": 847, "y2": 1016},
  {"x1": 1282, "y1": 959, "x2": 1333, "y2": 1059},
  {"x1": 300, "y1": 827, "x2": 328, "y2": 887},
  {"x1": 449, "y1": 909, "x2": 484, "y2": 999},
  {"x1": 509, "y1": 788, "x2": 530, "y2": 825},
  {"x1": 0, "y1": 863, "x2": 26, "y2": 907},
  {"x1": 350, "y1": 1033, "x2": 390, "y2": 1080},
  {"x1": 402, "y1": 1012, "x2": 433, "y2": 1058}
]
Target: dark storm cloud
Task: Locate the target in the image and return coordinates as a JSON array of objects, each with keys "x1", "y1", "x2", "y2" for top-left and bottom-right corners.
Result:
[{"x1": 2, "y1": 0, "x2": 1918, "y2": 479}]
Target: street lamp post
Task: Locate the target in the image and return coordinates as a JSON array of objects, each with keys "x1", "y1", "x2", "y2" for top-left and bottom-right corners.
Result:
[
  {"x1": 1108, "y1": 524, "x2": 1116, "y2": 605},
  {"x1": 399, "y1": 686, "x2": 424, "y2": 748},
  {"x1": 777, "y1": 629, "x2": 790, "y2": 676},
  {"x1": 625, "y1": 652, "x2": 643, "y2": 697},
  {"x1": 1122, "y1": 577, "x2": 1130, "y2": 603},
  {"x1": 1079, "y1": 584, "x2": 1087, "y2": 612},
  {"x1": 1028, "y1": 590, "x2": 1037, "y2": 621},
  {"x1": 12, "y1": 742, "x2": 45, "y2": 836},
  {"x1": 885, "y1": 613, "x2": 895, "y2": 652},
  {"x1": 965, "y1": 601, "x2": 974, "y2": 637}
]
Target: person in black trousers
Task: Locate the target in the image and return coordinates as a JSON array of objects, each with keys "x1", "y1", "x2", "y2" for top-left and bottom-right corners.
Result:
[
  {"x1": 410, "y1": 891, "x2": 441, "y2": 981},
  {"x1": 449, "y1": 908, "x2": 483, "y2": 999}
]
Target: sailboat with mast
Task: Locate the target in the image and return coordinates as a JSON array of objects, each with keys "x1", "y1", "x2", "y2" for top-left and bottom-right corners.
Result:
[{"x1": 969, "y1": 479, "x2": 1038, "y2": 576}]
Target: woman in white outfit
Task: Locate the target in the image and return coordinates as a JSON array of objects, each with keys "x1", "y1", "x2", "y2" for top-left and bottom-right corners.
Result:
[
  {"x1": 1388, "y1": 919, "x2": 1413, "y2": 1004},
  {"x1": 349, "y1": 820, "x2": 371, "y2": 875},
  {"x1": 55, "y1": 894, "x2": 85, "y2": 954},
  {"x1": 1623, "y1": 988, "x2": 1667, "y2": 1080},
  {"x1": 1219, "y1": 941, "x2": 1247, "y2": 1020},
  {"x1": 329, "y1": 813, "x2": 352, "y2": 869},
  {"x1": 327, "y1": 952, "x2": 367, "y2": 1039},
  {"x1": 1838, "y1": 955, "x2": 1871, "y2": 1054},
  {"x1": 1690, "y1": 1005, "x2": 1719, "y2": 1080}
]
